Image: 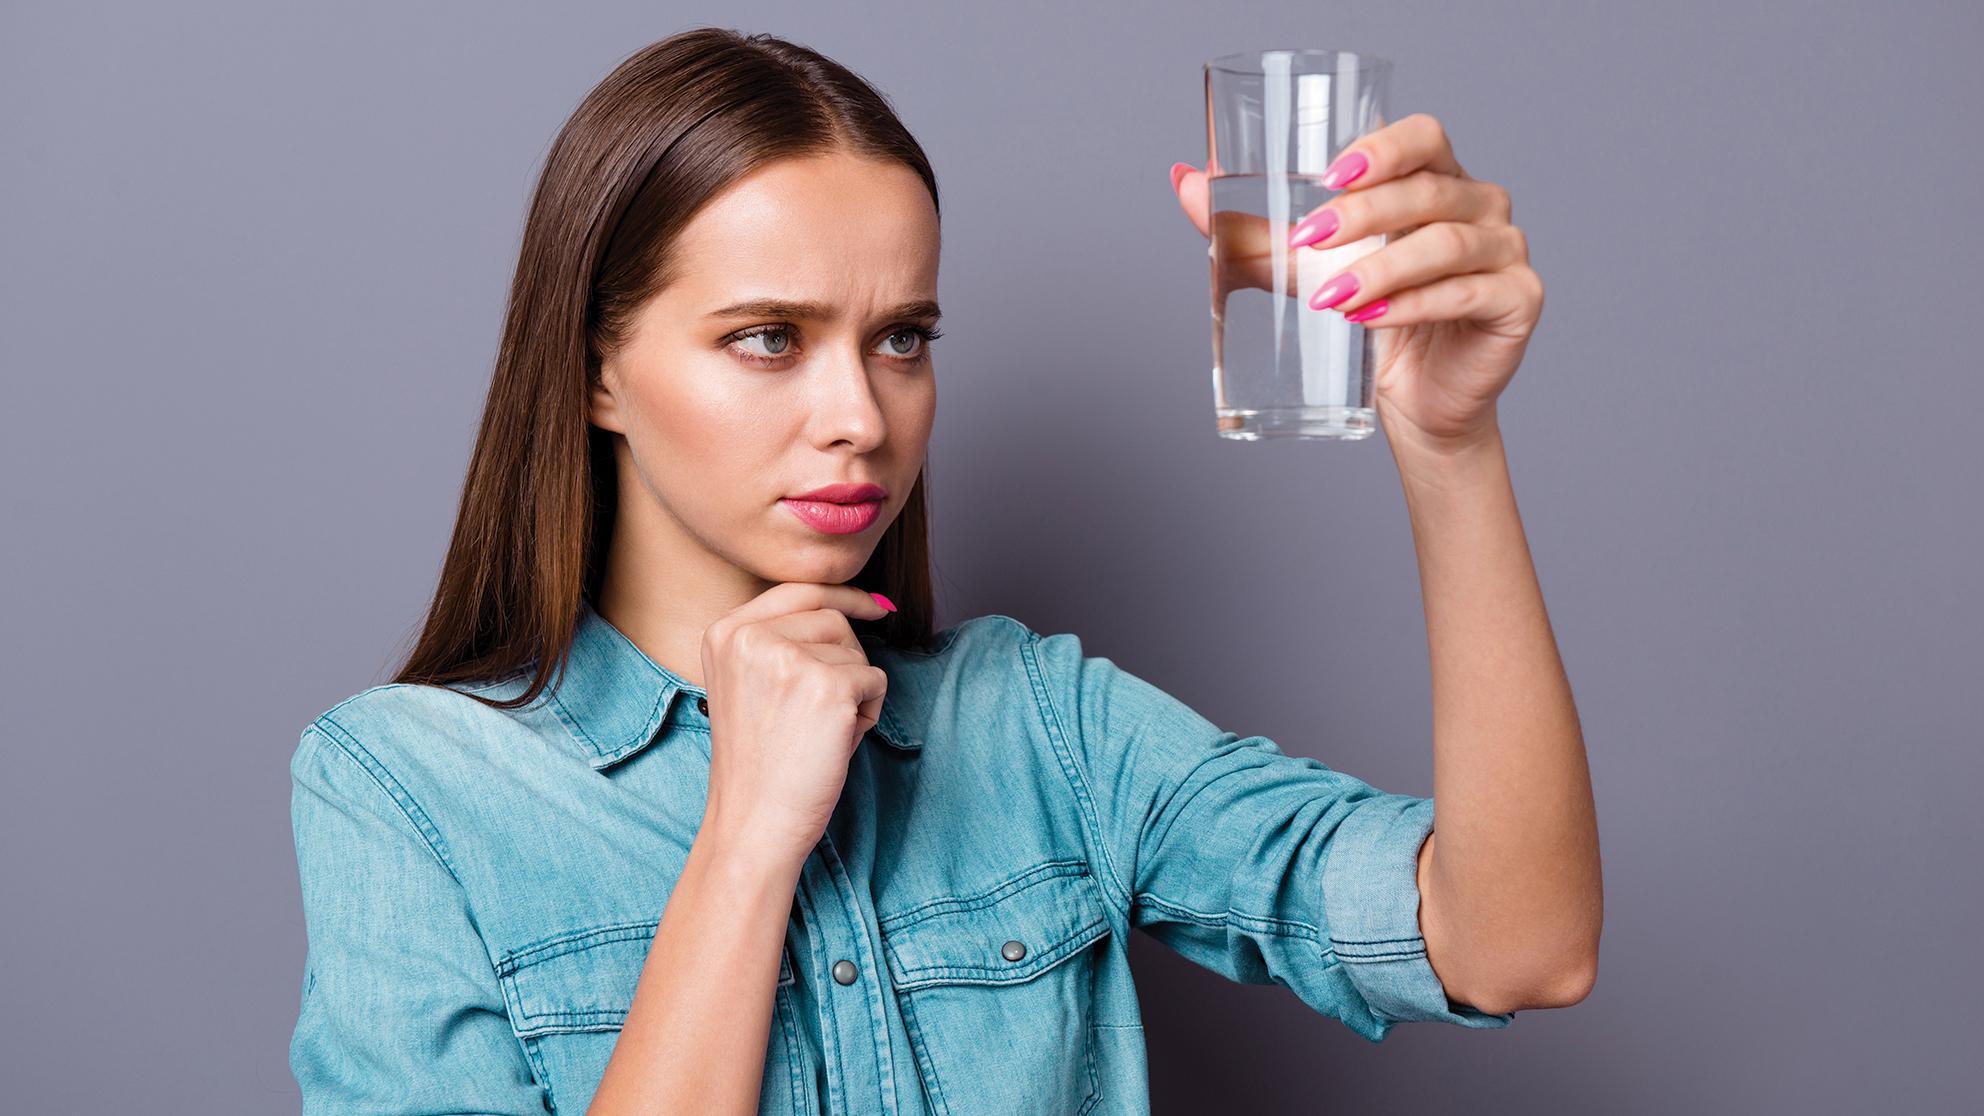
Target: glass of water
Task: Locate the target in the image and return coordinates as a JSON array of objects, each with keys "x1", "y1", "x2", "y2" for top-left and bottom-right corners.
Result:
[{"x1": 1204, "y1": 49, "x2": 1392, "y2": 440}]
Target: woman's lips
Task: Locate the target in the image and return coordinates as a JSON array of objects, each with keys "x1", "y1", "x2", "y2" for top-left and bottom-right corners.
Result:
[{"x1": 780, "y1": 498, "x2": 883, "y2": 535}]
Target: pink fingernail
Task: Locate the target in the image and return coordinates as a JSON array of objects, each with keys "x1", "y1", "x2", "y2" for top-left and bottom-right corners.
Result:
[
  {"x1": 1169, "y1": 161, "x2": 1194, "y2": 192},
  {"x1": 1309, "y1": 272, "x2": 1360, "y2": 310},
  {"x1": 1344, "y1": 299, "x2": 1389, "y2": 323},
  {"x1": 869, "y1": 592, "x2": 898, "y2": 612},
  {"x1": 1288, "y1": 208, "x2": 1340, "y2": 249},
  {"x1": 1319, "y1": 150, "x2": 1368, "y2": 190}
]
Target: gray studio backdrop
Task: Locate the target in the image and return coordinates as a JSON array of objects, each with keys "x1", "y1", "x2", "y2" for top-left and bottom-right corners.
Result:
[{"x1": 3, "y1": 1, "x2": 1978, "y2": 1111}]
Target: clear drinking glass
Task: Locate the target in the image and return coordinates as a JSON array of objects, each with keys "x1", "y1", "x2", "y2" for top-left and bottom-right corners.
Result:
[{"x1": 1204, "y1": 49, "x2": 1392, "y2": 440}]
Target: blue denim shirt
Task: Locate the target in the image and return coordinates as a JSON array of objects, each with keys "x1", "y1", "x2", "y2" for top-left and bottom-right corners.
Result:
[{"x1": 289, "y1": 598, "x2": 1512, "y2": 1114}]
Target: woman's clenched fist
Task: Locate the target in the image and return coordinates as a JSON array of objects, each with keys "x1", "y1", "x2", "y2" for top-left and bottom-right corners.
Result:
[{"x1": 697, "y1": 581, "x2": 896, "y2": 865}]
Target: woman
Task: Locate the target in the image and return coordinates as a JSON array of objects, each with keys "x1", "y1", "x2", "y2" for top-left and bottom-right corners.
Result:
[{"x1": 288, "y1": 26, "x2": 1600, "y2": 1116}]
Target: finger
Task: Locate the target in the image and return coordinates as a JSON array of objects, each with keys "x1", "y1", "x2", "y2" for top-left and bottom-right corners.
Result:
[
  {"x1": 716, "y1": 581, "x2": 892, "y2": 633},
  {"x1": 791, "y1": 643, "x2": 888, "y2": 738},
  {"x1": 847, "y1": 662, "x2": 890, "y2": 739},
  {"x1": 1171, "y1": 162, "x2": 1211, "y2": 239},
  {"x1": 817, "y1": 656, "x2": 889, "y2": 741},
  {"x1": 798, "y1": 640, "x2": 871, "y2": 666},
  {"x1": 1203, "y1": 198, "x2": 1345, "y2": 300},
  {"x1": 1325, "y1": 265, "x2": 1543, "y2": 330},
  {"x1": 1290, "y1": 170, "x2": 1511, "y2": 253},
  {"x1": 760, "y1": 608, "x2": 867, "y2": 655},
  {"x1": 1195, "y1": 171, "x2": 1515, "y2": 303},
  {"x1": 772, "y1": 643, "x2": 888, "y2": 744},
  {"x1": 1317, "y1": 112, "x2": 1468, "y2": 194},
  {"x1": 1308, "y1": 222, "x2": 1528, "y2": 315}
]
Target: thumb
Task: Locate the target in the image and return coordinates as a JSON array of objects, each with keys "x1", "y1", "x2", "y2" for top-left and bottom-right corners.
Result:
[{"x1": 1169, "y1": 161, "x2": 1211, "y2": 240}]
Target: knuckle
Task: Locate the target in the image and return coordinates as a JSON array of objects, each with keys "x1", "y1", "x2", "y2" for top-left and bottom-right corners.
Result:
[
  {"x1": 1520, "y1": 264, "x2": 1546, "y2": 303},
  {"x1": 709, "y1": 619, "x2": 742, "y2": 652},
  {"x1": 767, "y1": 637, "x2": 806, "y2": 674},
  {"x1": 821, "y1": 663, "x2": 847, "y2": 692},
  {"x1": 1450, "y1": 278, "x2": 1484, "y2": 315},
  {"x1": 1438, "y1": 170, "x2": 1469, "y2": 211},
  {"x1": 1411, "y1": 171, "x2": 1445, "y2": 211},
  {"x1": 1432, "y1": 221, "x2": 1471, "y2": 257},
  {"x1": 804, "y1": 673, "x2": 840, "y2": 706},
  {"x1": 825, "y1": 609, "x2": 856, "y2": 639},
  {"x1": 803, "y1": 656, "x2": 839, "y2": 690},
  {"x1": 1505, "y1": 223, "x2": 1529, "y2": 258},
  {"x1": 1333, "y1": 192, "x2": 1368, "y2": 230}
]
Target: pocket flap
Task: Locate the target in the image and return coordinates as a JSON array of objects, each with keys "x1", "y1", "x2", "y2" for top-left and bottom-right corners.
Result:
[
  {"x1": 498, "y1": 922, "x2": 654, "y2": 1038},
  {"x1": 877, "y1": 861, "x2": 1111, "y2": 991},
  {"x1": 498, "y1": 921, "x2": 794, "y2": 1038}
]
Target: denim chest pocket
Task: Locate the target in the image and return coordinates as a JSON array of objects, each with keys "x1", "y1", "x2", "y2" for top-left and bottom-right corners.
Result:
[
  {"x1": 878, "y1": 860, "x2": 1112, "y2": 1116},
  {"x1": 497, "y1": 921, "x2": 803, "y2": 1115}
]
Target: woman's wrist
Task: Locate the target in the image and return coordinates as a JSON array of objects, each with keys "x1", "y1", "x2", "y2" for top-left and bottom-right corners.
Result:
[
  {"x1": 694, "y1": 806, "x2": 812, "y2": 880},
  {"x1": 1389, "y1": 420, "x2": 1509, "y2": 498}
]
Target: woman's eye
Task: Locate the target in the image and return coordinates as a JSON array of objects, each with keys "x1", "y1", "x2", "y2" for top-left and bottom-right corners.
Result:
[
  {"x1": 880, "y1": 328, "x2": 925, "y2": 358},
  {"x1": 731, "y1": 326, "x2": 795, "y2": 363},
  {"x1": 879, "y1": 326, "x2": 943, "y2": 361},
  {"x1": 726, "y1": 325, "x2": 941, "y2": 367}
]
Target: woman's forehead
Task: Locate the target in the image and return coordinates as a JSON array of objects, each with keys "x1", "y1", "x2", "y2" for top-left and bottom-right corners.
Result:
[
  {"x1": 675, "y1": 155, "x2": 937, "y2": 262},
  {"x1": 669, "y1": 232, "x2": 937, "y2": 312}
]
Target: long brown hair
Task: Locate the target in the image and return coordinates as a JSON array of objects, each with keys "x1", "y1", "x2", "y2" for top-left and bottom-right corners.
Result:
[{"x1": 387, "y1": 27, "x2": 942, "y2": 711}]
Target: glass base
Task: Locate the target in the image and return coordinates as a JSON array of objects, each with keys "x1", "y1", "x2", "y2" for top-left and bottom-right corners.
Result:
[{"x1": 1215, "y1": 406, "x2": 1377, "y2": 441}]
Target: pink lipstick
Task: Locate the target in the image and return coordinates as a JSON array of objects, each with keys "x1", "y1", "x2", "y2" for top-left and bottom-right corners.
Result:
[
  {"x1": 782, "y1": 498, "x2": 882, "y2": 534},
  {"x1": 781, "y1": 481, "x2": 887, "y2": 535}
]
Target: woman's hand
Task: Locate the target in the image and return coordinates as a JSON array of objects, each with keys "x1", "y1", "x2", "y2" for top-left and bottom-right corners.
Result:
[
  {"x1": 699, "y1": 582, "x2": 896, "y2": 864},
  {"x1": 1171, "y1": 112, "x2": 1543, "y2": 456}
]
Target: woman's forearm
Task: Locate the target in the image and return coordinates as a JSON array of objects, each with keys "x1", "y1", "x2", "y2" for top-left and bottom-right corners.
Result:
[
  {"x1": 588, "y1": 825, "x2": 803, "y2": 1115},
  {"x1": 1392, "y1": 421, "x2": 1602, "y2": 1015}
]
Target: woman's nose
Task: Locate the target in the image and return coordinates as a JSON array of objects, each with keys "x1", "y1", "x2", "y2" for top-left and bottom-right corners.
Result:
[{"x1": 814, "y1": 352, "x2": 889, "y2": 449}]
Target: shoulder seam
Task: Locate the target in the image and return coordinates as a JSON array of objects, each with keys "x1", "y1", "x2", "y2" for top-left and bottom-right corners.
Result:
[
  {"x1": 317, "y1": 682, "x2": 419, "y2": 725},
  {"x1": 1017, "y1": 628, "x2": 1134, "y2": 916},
  {"x1": 304, "y1": 717, "x2": 467, "y2": 889},
  {"x1": 970, "y1": 613, "x2": 1032, "y2": 640}
]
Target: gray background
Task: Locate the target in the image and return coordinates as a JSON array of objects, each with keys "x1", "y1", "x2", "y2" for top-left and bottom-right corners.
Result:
[{"x1": 3, "y1": 0, "x2": 1978, "y2": 1111}]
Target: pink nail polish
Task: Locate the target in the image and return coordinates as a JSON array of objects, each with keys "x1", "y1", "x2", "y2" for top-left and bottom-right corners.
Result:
[
  {"x1": 1344, "y1": 299, "x2": 1389, "y2": 323},
  {"x1": 1319, "y1": 150, "x2": 1369, "y2": 191},
  {"x1": 870, "y1": 592, "x2": 898, "y2": 612},
  {"x1": 1288, "y1": 208, "x2": 1340, "y2": 249},
  {"x1": 1169, "y1": 161, "x2": 1194, "y2": 192},
  {"x1": 1309, "y1": 272, "x2": 1360, "y2": 310}
]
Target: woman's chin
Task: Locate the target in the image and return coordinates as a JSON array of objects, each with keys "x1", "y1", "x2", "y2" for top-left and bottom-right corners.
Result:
[{"x1": 755, "y1": 543, "x2": 875, "y2": 585}]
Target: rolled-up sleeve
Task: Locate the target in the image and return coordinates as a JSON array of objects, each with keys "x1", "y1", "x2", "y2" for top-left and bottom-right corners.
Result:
[
  {"x1": 289, "y1": 723, "x2": 549, "y2": 1113},
  {"x1": 1021, "y1": 625, "x2": 1515, "y2": 1042}
]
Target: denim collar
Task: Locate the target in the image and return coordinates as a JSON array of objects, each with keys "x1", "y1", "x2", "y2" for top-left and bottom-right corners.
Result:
[{"x1": 549, "y1": 596, "x2": 920, "y2": 770}]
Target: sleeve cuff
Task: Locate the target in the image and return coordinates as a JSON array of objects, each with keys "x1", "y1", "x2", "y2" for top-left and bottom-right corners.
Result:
[{"x1": 1319, "y1": 794, "x2": 1516, "y2": 1031}]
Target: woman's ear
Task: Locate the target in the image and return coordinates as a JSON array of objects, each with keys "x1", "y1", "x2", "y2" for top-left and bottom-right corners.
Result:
[{"x1": 589, "y1": 361, "x2": 627, "y2": 434}]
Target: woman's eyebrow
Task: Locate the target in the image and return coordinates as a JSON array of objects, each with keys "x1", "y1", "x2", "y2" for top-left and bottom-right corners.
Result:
[{"x1": 703, "y1": 297, "x2": 942, "y2": 323}]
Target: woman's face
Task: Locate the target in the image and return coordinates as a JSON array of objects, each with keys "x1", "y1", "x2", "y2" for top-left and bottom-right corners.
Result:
[{"x1": 590, "y1": 150, "x2": 940, "y2": 592}]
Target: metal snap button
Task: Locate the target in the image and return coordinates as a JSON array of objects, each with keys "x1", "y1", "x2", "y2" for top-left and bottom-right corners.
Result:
[
  {"x1": 1001, "y1": 940, "x2": 1027, "y2": 962},
  {"x1": 696, "y1": 696, "x2": 709, "y2": 716},
  {"x1": 833, "y1": 959, "x2": 858, "y2": 985}
]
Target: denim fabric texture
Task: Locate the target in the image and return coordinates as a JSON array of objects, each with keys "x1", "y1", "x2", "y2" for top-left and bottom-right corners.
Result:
[{"x1": 290, "y1": 597, "x2": 1513, "y2": 1114}]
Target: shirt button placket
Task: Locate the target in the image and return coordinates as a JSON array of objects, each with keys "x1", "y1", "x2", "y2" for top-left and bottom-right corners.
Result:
[{"x1": 797, "y1": 836, "x2": 898, "y2": 1115}]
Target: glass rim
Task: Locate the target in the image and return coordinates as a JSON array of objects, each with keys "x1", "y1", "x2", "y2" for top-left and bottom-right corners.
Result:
[{"x1": 1204, "y1": 49, "x2": 1393, "y2": 76}]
